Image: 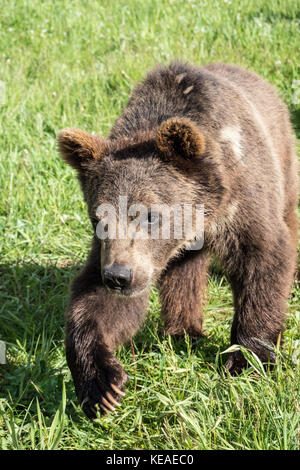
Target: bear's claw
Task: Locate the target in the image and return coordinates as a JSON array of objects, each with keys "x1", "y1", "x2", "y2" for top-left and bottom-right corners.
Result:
[
  {"x1": 75, "y1": 355, "x2": 128, "y2": 419},
  {"x1": 100, "y1": 403, "x2": 112, "y2": 414},
  {"x1": 101, "y1": 396, "x2": 116, "y2": 412},
  {"x1": 81, "y1": 382, "x2": 126, "y2": 418},
  {"x1": 111, "y1": 383, "x2": 126, "y2": 397},
  {"x1": 98, "y1": 384, "x2": 126, "y2": 414},
  {"x1": 96, "y1": 384, "x2": 126, "y2": 415},
  {"x1": 106, "y1": 390, "x2": 122, "y2": 406}
]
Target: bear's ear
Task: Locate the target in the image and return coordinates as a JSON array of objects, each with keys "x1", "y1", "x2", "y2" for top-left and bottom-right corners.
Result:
[
  {"x1": 156, "y1": 118, "x2": 205, "y2": 164},
  {"x1": 58, "y1": 128, "x2": 106, "y2": 171}
]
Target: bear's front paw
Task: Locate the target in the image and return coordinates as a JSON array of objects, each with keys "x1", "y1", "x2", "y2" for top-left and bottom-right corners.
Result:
[{"x1": 77, "y1": 359, "x2": 128, "y2": 420}]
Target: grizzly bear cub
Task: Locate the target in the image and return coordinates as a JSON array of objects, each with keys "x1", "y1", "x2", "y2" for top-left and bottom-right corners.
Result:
[{"x1": 58, "y1": 62, "x2": 298, "y2": 419}]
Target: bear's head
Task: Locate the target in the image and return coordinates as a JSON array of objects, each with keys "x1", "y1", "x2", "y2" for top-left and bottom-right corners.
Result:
[{"x1": 58, "y1": 118, "x2": 227, "y2": 297}]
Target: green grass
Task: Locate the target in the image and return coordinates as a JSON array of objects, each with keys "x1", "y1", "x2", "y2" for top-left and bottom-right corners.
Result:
[{"x1": 0, "y1": 0, "x2": 299, "y2": 450}]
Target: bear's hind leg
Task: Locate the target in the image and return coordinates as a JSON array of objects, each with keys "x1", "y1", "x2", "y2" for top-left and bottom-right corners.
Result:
[
  {"x1": 226, "y1": 224, "x2": 296, "y2": 374},
  {"x1": 159, "y1": 250, "x2": 210, "y2": 338}
]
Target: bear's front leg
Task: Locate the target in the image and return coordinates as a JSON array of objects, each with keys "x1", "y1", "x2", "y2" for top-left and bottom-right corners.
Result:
[
  {"x1": 159, "y1": 250, "x2": 210, "y2": 338},
  {"x1": 225, "y1": 226, "x2": 296, "y2": 374},
  {"x1": 66, "y1": 264, "x2": 149, "y2": 419}
]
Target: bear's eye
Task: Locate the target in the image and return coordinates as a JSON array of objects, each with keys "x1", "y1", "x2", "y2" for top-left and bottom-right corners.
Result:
[{"x1": 91, "y1": 217, "x2": 99, "y2": 231}]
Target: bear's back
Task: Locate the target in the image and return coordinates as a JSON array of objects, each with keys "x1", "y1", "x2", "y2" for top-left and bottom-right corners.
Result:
[{"x1": 110, "y1": 62, "x2": 297, "y2": 218}]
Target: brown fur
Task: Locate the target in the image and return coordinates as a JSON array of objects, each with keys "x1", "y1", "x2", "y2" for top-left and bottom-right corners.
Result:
[
  {"x1": 58, "y1": 61, "x2": 298, "y2": 418},
  {"x1": 159, "y1": 250, "x2": 210, "y2": 337},
  {"x1": 58, "y1": 128, "x2": 106, "y2": 170},
  {"x1": 157, "y1": 117, "x2": 206, "y2": 161}
]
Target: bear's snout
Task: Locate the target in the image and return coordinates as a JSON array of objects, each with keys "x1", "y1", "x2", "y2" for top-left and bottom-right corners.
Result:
[{"x1": 102, "y1": 264, "x2": 133, "y2": 292}]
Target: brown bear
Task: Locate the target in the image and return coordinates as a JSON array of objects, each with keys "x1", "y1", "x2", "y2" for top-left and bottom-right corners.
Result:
[{"x1": 58, "y1": 62, "x2": 298, "y2": 419}]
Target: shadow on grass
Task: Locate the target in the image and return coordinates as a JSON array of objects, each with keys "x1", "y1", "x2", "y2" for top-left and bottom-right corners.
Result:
[
  {"x1": 132, "y1": 260, "x2": 229, "y2": 364},
  {"x1": 244, "y1": 9, "x2": 300, "y2": 23},
  {"x1": 0, "y1": 261, "x2": 80, "y2": 420},
  {"x1": 291, "y1": 108, "x2": 300, "y2": 140}
]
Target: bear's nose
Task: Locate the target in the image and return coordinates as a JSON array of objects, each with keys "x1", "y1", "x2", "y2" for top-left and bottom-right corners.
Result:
[{"x1": 102, "y1": 265, "x2": 133, "y2": 291}]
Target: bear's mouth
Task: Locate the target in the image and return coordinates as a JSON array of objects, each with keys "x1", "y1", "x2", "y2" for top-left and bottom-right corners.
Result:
[{"x1": 105, "y1": 284, "x2": 149, "y2": 298}]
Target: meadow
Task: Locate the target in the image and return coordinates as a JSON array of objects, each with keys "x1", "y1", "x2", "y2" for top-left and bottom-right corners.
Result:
[{"x1": 0, "y1": 0, "x2": 299, "y2": 450}]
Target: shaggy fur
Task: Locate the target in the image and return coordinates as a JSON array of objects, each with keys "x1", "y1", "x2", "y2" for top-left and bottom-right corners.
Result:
[{"x1": 58, "y1": 61, "x2": 298, "y2": 418}]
